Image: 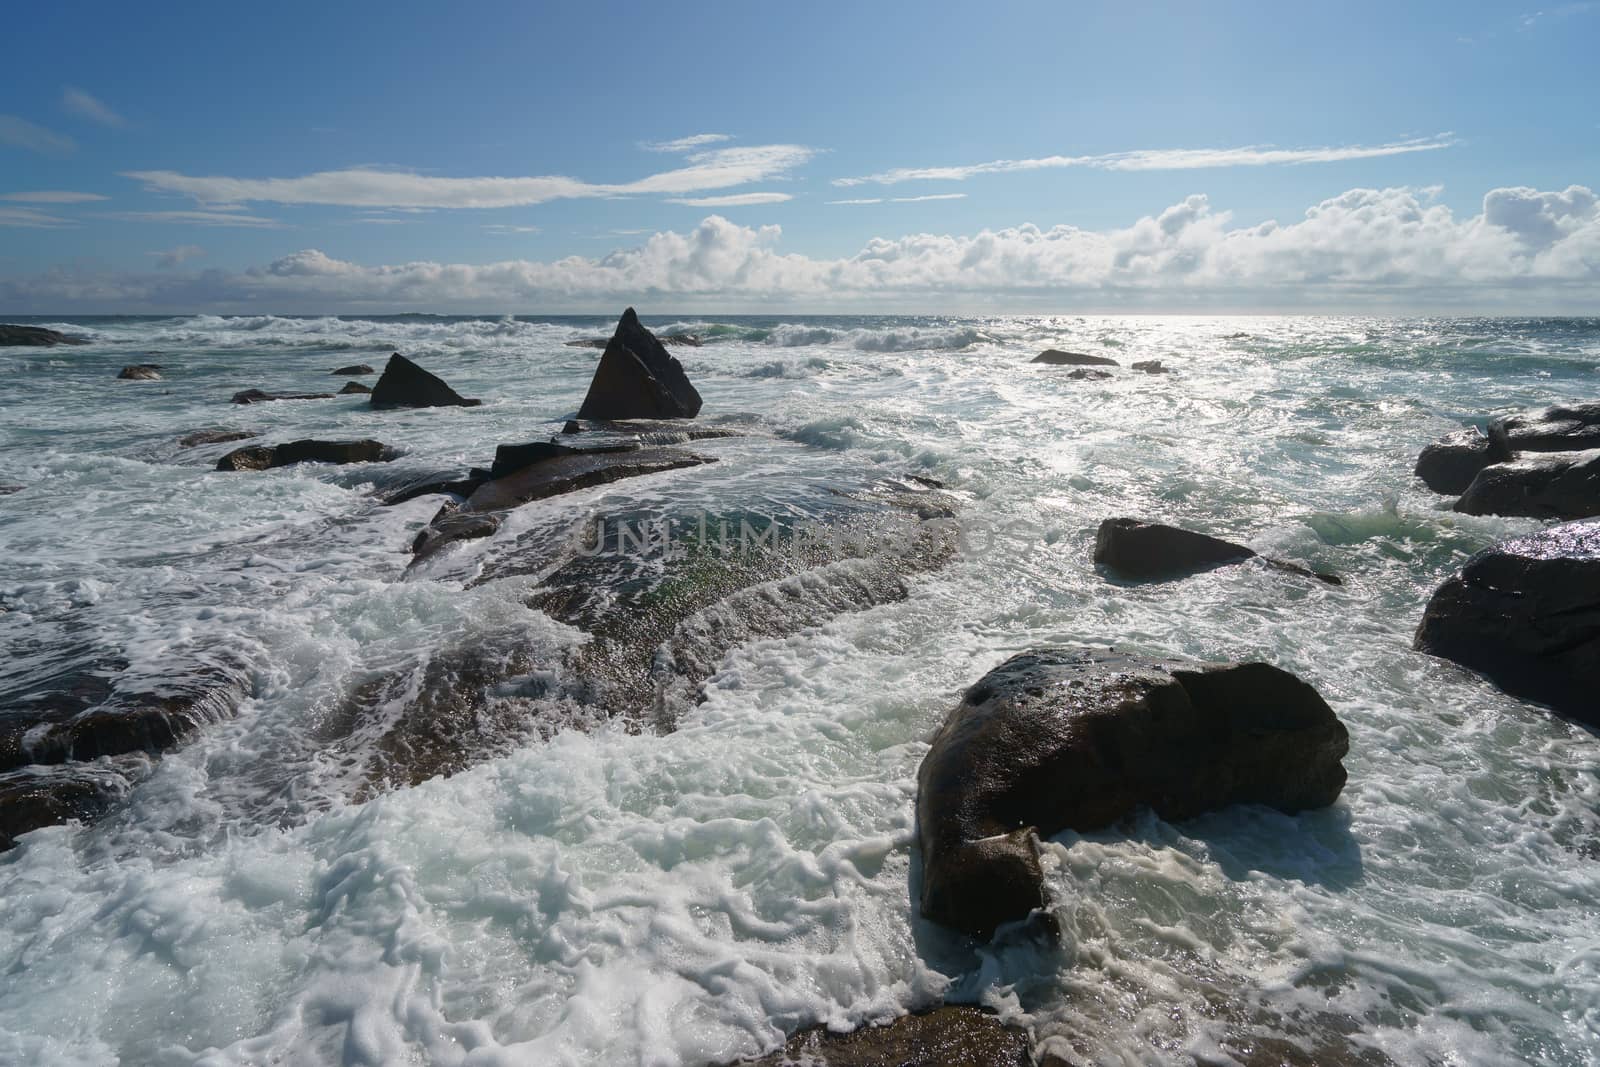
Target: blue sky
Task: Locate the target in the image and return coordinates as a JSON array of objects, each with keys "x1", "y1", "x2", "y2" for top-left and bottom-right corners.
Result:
[{"x1": 1, "y1": 0, "x2": 1596, "y2": 312}]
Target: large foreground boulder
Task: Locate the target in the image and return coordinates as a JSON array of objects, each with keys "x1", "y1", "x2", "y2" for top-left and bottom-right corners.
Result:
[
  {"x1": 917, "y1": 648, "x2": 1348, "y2": 939},
  {"x1": 216, "y1": 439, "x2": 396, "y2": 471},
  {"x1": 1031, "y1": 349, "x2": 1118, "y2": 367},
  {"x1": 576, "y1": 308, "x2": 703, "y2": 420},
  {"x1": 1416, "y1": 402, "x2": 1600, "y2": 495},
  {"x1": 1414, "y1": 520, "x2": 1600, "y2": 724},
  {"x1": 1415, "y1": 428, "x2": 1505, "y2": 495},
  {"x1": 0, "y1": 324, "x2": 86, "y2": 346},
  {"x1": 1454, "y1": 449, "x2": 1600, "y2": 520},
  {"x1": 1094, "y1": 518, "x2": 1340, "y2": 585},
  {"x1": 370, "y1": 352, "x2": 483, "y2": 409}
]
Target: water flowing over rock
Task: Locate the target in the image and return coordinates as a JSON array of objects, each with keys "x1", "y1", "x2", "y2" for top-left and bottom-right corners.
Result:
[
  {"x1": 178, "y1": 429, "x2": 259, "y2": 448},
  {"x1": 917, "y1": 648, "x2": 1349, "y2": 939},
  {"x1": 738, "y1": 1006, "x2": 1036, "y2": 1066},
  {"x1": 0, "y1": 324, "x2": 86, "y2": 346},
  {"x1": 1415, "y1": 520, "x2": 1600, "y2": 725},
  {"x1": 369, "y1": 352, "x2": 483, "y2": 409},
  {"x1": 576, "y1": 308, "x2": 703, "y2": 420},
  {"x1": 230, "y1": 388, "x2": 335, "y2": 404},
  {"x1": 330, "y1": 363, "x2": 375, "y2": 375},
  {"x1": 1455, "y1": 449, "x2": 1600, "y2": 519},
  {"x1": 1031, "y1": 349, "x2": 1118, "y2": 367},
  {"x1": 117, "y1": 364, "x2": 162, "y2": 380},
  {"x1": 216, "y1": 439, "x2": 397, "y2": 471}
]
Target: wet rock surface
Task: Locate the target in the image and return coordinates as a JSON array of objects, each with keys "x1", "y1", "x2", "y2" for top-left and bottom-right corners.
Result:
[
  {"x1": 330, "y1": 363, "x2": 375, "y2": 375},
  {"x1": 179, "y1": 428, "x2": 259, "y2": 449},
  {"x1": 738, "y1": 1005, "x2": 1037, "y2": 1066},
  {"x1": 1417, "y1": 401, "x2": 1600, "y2": 506},
  {"x1": 338, "y1": 380, "x2": 372, "y2": 395},
  {"x1": 1454, "y1": 448, "x2": 1600, "y2": 519},
  {"x1": 576, "y1": 308, "x2": 703, "y2": 420},
  {"x1": 231, "y1": 388, "x2": 335, "y2": 404},
  {"x1": 369, "y1": 352, "x2": 482, "y2": 409},
  {"x1": 917, "y1": 648, "x2": 1348, "y2": 939},
  {"x1": 1032, "y1": 349, "x2": 1118, "y2": 367},
  {"x1": 1094, "y1": 518, "x2": 1340, "y2": 585},
  {"x1": 0, "y1": 324, "x2": 86, "y2": 346},
  {"x1": 1415, "y1": 519, "x2": 1600, "y2": 724},
  {"x1": 1415, "y1": 427, "x2": 1503, "y2": 494},
  {"x1": 216, "y1": 438, "x2": 397, "y2": 471},
  {"x1": 117, "y1": 363, "x2": 162, "y2": 380}
]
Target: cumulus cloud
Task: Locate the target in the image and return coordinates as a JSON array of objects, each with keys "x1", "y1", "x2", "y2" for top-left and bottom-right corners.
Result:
[
  {"x1": 666, "y1": 192, "x2": 793, "y2": 207},
  {"x1": 62, "y1": 87, "x2": 126, "y2": 127},
  {"x1": 834, "y1": 134, "x2": 1455, "y2": 186},
  {"x1": 148, "y1": 245, "x2": 205, "y2": 267},
  {"x1": 2, "y1": 190, "x2": 108, "y2": 203},
  {"x1": 0, "y1": 115, "x2": 75, "y2": 155},
  {"x1": 643, "y1": 133, "x2": 733, "y2": 152},
  {"x1": 121, "y1": 144, "x2": 816, "y2": 209},
  {"x1": 4, "y1": 184, "x2": 1596, "y2": 312}
]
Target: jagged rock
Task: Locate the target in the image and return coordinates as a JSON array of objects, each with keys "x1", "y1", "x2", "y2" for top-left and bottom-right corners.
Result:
[
  {"x1": 338, "y1": 381, "x2": 373, "y2": 394},
  {"x1": 369, "y1": 352, "x2": 482, "y2": 409},
  {"x1": 216, "y1": 439, "x2": 397, "y2": 471},
  {"x1": 1094, "y1": 518, "x2": 1340, "y2": 585},
  {"x1": 230, "y1": 388, "x2": 335, "y2": 404},
  {"x1": 0, "y1": 324, "x2": 86, "y2": 346},
  {"x1": 117, "y1": 364, "x2": 162, "y2": 380},
  {"x1": 738, "y1": 1006, "x2": 1035, "y2": 1066},
  {"x1": 1415, "y1": 520, "x2": 1600, "y2": 724},
  {"x1": 331, "y1": 363, "x2": 375, "y2": 375},
  {"x1": 917, "y1": 648, "x2": 1348, "y2": 939},
  {"x1": 1031, "y1": 349, "x2": 1119, "y2": 367},
  {"x1": 178, "y1": 429, "x2": 259, "y2": 448},
  {"x1": 1454, "y1": 449, "x2": 1600, "y2": 519},
  {"x1": 576, "y1": 308, "x2": 703, "y2": 420},
  {"x1": 1415, "y1": 428, "x2": 1505, "y2": 494},
  {"x1": 1131, "y1": 359, "x2": 1169, "y2": 374}
]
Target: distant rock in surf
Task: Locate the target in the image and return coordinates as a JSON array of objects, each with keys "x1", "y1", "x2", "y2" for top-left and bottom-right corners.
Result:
[
  {"x1": 1132, "y1": 359, "x2": 1169, "y2": 374},
  {"x1": 917, "y1": 648, "x2": 1349, "y2": 939},
  {"x1": 231, "y1": 388, "x2": 336, "y2": 404},
  {"x1": 1094, "y1": 518, "x2": 1341, "y2": 585},
  {"x1": 178, "y1": 429, "x2": 259, "y2": 448},
  {"x1": 369, "y1": 352, "x2": 483, "y2": 410},
  {"x1": 338, "y1": 380, "x2": 372, "y2": 395},
  {"x1": 330, "y1": 363, "x2": 375, "y2": 375},
  {"x1": 1064, "y1": 367, "x2": 1113, "y2": 380},
  {"x1": 0, "y1": 324, "x2": 86, "y2": 347},
  {"x1": 1031, "y1": 349, "x2": 1118, "y2": 367},
  {"x1": 1415, "y1": 519, "x2": 1600, "y2": 726},
  {"x1": 117, "y1": 363, "x2": 162, "y2": 380},
  {"x1": 216, "y1": 439, "x2": 397, "y2": 471},
  {"x1": 0, "y1": 485, "x2": 22, "y2": 496},
  {"x1": 576, "y1": 308, "x2": 703, "y2": 420}
]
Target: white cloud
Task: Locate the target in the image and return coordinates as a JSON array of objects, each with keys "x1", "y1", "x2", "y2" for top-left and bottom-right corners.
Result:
[
  {"x1": 107, "y1": 210, "x2": 283, "y2": 228},
  {"x1": 642, "y1": 133, "x2": 733, "y2": 153},
  {"x1": 62, "y1": 88, "x2": 126, "y2": 128},
  {"x1": 0, "y1": 206, "x2": 75, "y2": 228},
  {"x1": 2, "y1": 190, "x2": 108, "y2": 203},
  {"x1": 148, "y1": 245, "x2": 205, "y2": 267},
  {"x1": 0, "y1": 116, "x2": 75, "y2": 155},
  {"x1": 121, "y1": 144, "x2": 817, "y2": 209},
  {"x1": 830, "y1": 194, "x2": 969, "y2": 205},
  {"x1": 484, "y1": 224, "x2": 542, "y2": 233},
  {"x1": 666, "y1": 192, "x2": 793, "y2": 207},
  {"x1": 5, "y1": 184, "x2": 1596, "y2": 312},
  {"x1": 834, "y1": 135, "x2": 1456, "y2": 186}
]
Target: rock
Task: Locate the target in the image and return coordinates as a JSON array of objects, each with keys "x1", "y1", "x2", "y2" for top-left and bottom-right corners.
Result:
[
  {"x1": 576, "y1": 308, "x2": 703, "y2": 420},
  {"x1": 338, "y1": 380, "x2": 373, "y2": 395},
  {"x1": 1093, "y1": 518, "x2": 1340, "y2": 585},
  {"x1": 566, "y1": 333, "x2": 701, "y2": 349},
  {"x1": 488, "y1": 439, "x2": 638, "y2": 479},
  {"x1": 1131, "y1": 359, "x2": 1169, "y2": 374},
  {"x1": 381, "y1": 472, "x2": 489, "y2": 507},
  {"x1": 117, "y1": 364, "x2": 162, "y2": 380},
  {"x1": 369, "y1": 352, "x2": 482, "y2": 410},
  {"x1": 0, "y1": 324, "x2": 86, "y2": 347},
  {"x1": 738, "y1": 1005, "x2": 1035, "y2": 1066},
  {"x1": 411, "y1": 508, "x2": 501, "y2": 560},
  {"x1": 1415, "y1": 428, "x2": 1505, "y2": 495},
  {"x1": 216, "y1": 439, "x2": 397, "y2": 472},
  {"x1": 1064, "y1": 368, "x2": 1113, "y2": 380},
  {"x1": 230, "y1": 388, "x2": 335, "y2": 404},
  {"x1": 330, "y1": 363, "x2": 375, "y2": 375},
  {"x1": 465, "y1": 447, "x2": 710, "y2": 512},
  {"x1": 178, "y1": 429, "x2": 259, "y2": 448},
  {"x1": 1031, "y1": 349, "x2": 1119, "y2": 367},
  {"x1": 917, "y1": 648, "x2": 1348, "y2": 939},
  {"x1": 562, "y1": 419, "x2": 582, "y2": 434},
  {"x1": 1414, "y1": 520, "x2": 1600, "y2": 724},
  {"x1": 0, "y1": 766, "x2": 122, "y2": 852},
  {"x1": 1416, "y1": 403, "x2": 1600, "y2": 495},
  {"x1": 1454, "y1": 449, "x2": 1600, "y2": 520},
  {"x1": 0, "y1": 485, "x2": 21, "y2": 496}
]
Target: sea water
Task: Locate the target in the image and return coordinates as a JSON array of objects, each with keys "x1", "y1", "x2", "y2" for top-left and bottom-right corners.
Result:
[{"x1": 0, "y1": 314, "x2": 1597, "y2": 1066}]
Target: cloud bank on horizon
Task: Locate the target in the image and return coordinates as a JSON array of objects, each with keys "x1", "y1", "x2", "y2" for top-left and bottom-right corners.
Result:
[{"x1": 4, "y1": 183, "x2": 1595, "y2": 313}]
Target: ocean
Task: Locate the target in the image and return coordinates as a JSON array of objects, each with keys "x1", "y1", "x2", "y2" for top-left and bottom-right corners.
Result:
[{"x1": 1, "y1": 313, "x2": 1597, "y2": 1066}]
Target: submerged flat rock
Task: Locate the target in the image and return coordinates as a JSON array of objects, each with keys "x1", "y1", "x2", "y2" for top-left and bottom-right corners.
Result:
[
  {"x1": 464, "y1": 447, "x2": 710, "y2": 512},
  {"x1": 216, "y1": 439, "x2": 397, "y2": 471},
  {"x1": 231, "y1": 388, "x2": 335, "y2": 404}
]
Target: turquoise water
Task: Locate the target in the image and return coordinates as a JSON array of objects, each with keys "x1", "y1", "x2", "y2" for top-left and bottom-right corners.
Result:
[{"x1": 1, "y1": 314, "x2": 1597, "y2": 1065}]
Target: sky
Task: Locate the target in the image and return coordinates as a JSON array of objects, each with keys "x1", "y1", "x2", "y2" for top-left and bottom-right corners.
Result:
[{"x1": 1, "y1": 0, "x2": 1596, "y2": 314}]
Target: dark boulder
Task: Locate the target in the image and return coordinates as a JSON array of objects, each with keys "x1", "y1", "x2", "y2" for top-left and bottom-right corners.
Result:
[
  {"x1": 179, "y1": 429, "x2": 259, "y2": 449},
  {"x1": 1131, "y1": 360, "x2": 1169, "y2": 374},
  {"x1": 338, "y1": 380, "x2": 373, "y2": 395},
  {"x1": 1031, "y1": 349, "x2": 1118, "y2": 367},
  {"x1": 0, "y1": 324, "x2": 86, "y2": 347},
  {"x1": 1454, "y1": 449, "x2": 1600, "y2": 520},
  {"x1": 1064, "y1": 368, "x2": 1113, "y2": 381},
  {"x1": 562, "y1": 419, "x2": 582, "y2": 434},
  {"x1": 381, "y1": 472, "x2": 489, "y2": 507},
  {"x1": 231, "y1": 388, "x2": 335, "y2": 404},
  {"x1": 1416, "y1": 403, "x2": 1600, "y2": 496},
  {"x1": 216, "y1": 439, "x2": 397, "y2": 472},
  {"x1": 117, "y1": 364, "x2": 162, "y2": 380},
  {"x1": 467, "y1": 448, "x2": 710, "y2": 512},
  {"x1": 1094, "y1": 518, "x2": 1339, "y2": 585},
  {"x1": 917, "y1": 648, "x2": 1348, "y2": 939},
  {"x1": 411, "y1": 508, "x2": 501, "y2": 560},
  {"x1": 576, "y1": 308, "x2": 703, "y2": 420},
  {"x1": 369, "y1": 353, "x2": 482, "y2": 410},
  {"x1": 1415, "y1": 428, "x2": 1505, "y2": 495},
  {"x1": 488, "y1": 439, "x2": 638, "y2": 480},
  {"x1": 1415, "y1": 520, "x2": 1600, "y2": 724},
  {"x1": 738, "y1": 1005, "x2": 1035, "y2": 1066},
  {"x1": 331, "y1": 363, "x2": 375, "y2": 376}
]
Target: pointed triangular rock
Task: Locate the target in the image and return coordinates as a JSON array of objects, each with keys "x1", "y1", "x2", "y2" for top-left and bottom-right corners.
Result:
[
  {"x1": 576, "y1": 308, "x2": 702, "y2": 420},
  {"x1": 370, "y1": 353, "x2": 482, "y2": 410}
]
